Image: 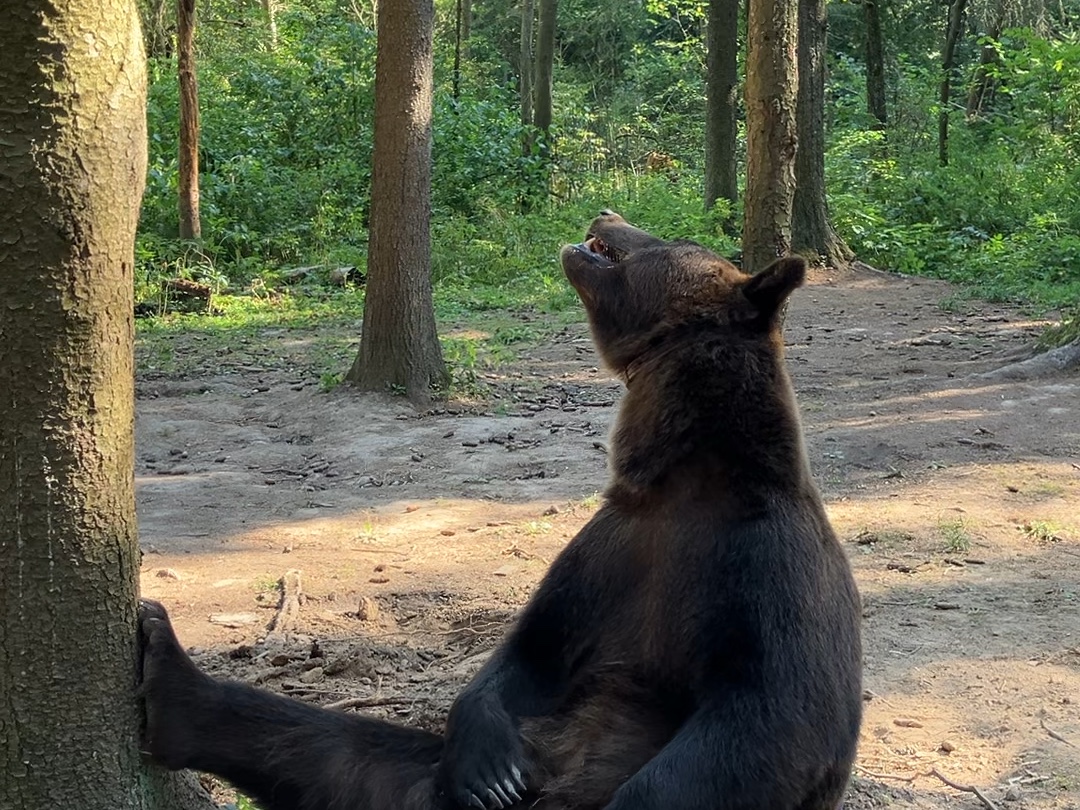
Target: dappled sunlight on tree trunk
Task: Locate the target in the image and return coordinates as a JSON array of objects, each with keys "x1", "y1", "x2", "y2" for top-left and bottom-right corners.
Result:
[
  {"x1": 743, "y1": 0, "x2": 799, "y2": 273},
  {"x1": 346, "y1": 0, "x2": 448, "y2": 404}
]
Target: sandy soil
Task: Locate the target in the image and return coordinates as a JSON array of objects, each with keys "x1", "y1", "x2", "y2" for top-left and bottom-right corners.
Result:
[{"x1": 136, "y1": 266, "x2": 1080, "y2": 809}]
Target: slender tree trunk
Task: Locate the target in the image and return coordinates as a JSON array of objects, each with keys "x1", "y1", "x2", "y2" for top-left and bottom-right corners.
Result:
[
  {"x1": 462, "y1": 0, "x2": 472, "y2": 44},
  {"x1": 938, "y1": 0, "x2": 968, "y2": 166},
  {"x1": 864, "y1": 0, "x2": 887, "y2": 126},
  {"x1": 743, "y1": 0, "x2": 800, "y2": 274},
  {"x1": 142, "y1": 0, "x2": 173, "y2": 58},
  {"x1": 453, "y1": 0, "x2": 463, "y2": 99},
  {"x1": 533, "y1": 0, "x2": 557, "y2": 138},
  {"x1": 966, "y1": 18, "x2": 1003, "y2": 118},
  {"x1": 792, "y1": 0, "x2": 852, "y2": 268},
  {"x1": 0, "y1": 3, "x2": 211, "y2": 808},
  {"x1": 346, "y1": 0, "x2": 448, "y2": 403},
  {"x1": 520, "y1": 0, "x2": 535, "y2": 128},
  {"x1": 705, "y1": 0, "x2": 739, "y2": 213},
  {"x1": 263, "y1": 0, "x2": 278, "y2": 50},
  {"x1": 177, "y1": 0, "x2": 201, "y2": 239}
]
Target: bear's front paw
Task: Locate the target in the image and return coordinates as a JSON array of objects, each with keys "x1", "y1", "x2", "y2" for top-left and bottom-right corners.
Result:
[{"x1": 439, "y1": 694, "x2": 528, "y2": 808}]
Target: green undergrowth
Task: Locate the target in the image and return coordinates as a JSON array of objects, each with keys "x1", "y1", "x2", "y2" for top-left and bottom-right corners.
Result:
[{"x1": 136, "y1": 174, "x2": 736, "y2": 391}]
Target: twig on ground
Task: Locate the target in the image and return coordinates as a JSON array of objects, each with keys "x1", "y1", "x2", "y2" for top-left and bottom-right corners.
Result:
[
  {"x1": 1040, "y1": 716, "x2": 1077, "y2": 748},
  {"x1": 324, "y1": 695, "x2": 431, "y2": 711},
  {"x1": 853, "y1": 764, "x2": 917, "y2": 782},
  {"x1": 929, "y1": 768, "x2": 1001, "y2": 810}
]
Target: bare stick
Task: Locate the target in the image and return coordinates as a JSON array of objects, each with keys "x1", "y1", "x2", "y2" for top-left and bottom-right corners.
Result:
[
  {"x1": 267, "y1": 569, "x2": 302, "y2": 640},
  {"x1": 853, "y1": 764, "x2": 916, "y2": 782},
  {"x1": 1040, "y1": 717, "x2": 1077, "y2": 748},
  {"x1": 324, "y1": 695, "x2": 431, "y2": 711},
  {"x1": 929, "y1": 768, "x2": 1001, "y2": 810}
]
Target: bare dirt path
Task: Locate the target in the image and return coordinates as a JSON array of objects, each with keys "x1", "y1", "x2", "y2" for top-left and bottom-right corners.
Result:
[{"x1": 136, "y1": 266, "x2": 1080, "y2": 809}]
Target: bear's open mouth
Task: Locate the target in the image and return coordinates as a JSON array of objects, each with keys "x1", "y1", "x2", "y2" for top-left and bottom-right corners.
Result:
[{"x1": 583, "y1": 235, "x2": 626, "y2": 264}]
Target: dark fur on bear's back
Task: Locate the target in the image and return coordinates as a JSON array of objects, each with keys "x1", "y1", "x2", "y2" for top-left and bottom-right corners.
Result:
[{"x1": 137, "y1": 211, "x2": 862, "y2": 810}]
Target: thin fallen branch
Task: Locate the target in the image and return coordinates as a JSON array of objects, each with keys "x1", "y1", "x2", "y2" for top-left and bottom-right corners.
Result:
[
  {"x1": 1040, "y1": 716, "x2": 1077, "y2": 748},
  {"x1": 929, "y1": 768, "x2": 1001, "y2": 810},
  {"x1": 324, "y1": 695, "x2": 431, "y2": 711},
  {"x1": 267, "y1": 569, "x2": 302, "y2": 641},
  {"x1": 853, "y1": 764, "x2": 917, "y2": 782}
]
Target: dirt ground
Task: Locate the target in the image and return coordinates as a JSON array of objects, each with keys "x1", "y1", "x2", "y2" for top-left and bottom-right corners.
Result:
[{"x1": 136, "y1": 265, "x2": 1080, "y2": 809}]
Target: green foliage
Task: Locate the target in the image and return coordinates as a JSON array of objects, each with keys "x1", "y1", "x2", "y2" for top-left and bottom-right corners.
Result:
[
  {"x1": 827, "y1": 28, "x2": 1080, "y2": 310},
  {"x1": 136, "y1": 0, "x2": 1079, "y2": 337}
]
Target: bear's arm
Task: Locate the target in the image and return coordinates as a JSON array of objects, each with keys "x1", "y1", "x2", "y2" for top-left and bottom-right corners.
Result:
[{"x1": 438, "y1": 508, "x2": 629, "y2": 807}]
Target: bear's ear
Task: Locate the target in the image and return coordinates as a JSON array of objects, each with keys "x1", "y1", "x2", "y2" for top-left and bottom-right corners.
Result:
[{"x1": 741, "y1": 256, "x2": 807, "y2": 319}]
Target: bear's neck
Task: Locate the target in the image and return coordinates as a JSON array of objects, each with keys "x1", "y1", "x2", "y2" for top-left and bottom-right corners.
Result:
[{"x1": 606, "y1": 343, "x2": 814, "y2": 509}]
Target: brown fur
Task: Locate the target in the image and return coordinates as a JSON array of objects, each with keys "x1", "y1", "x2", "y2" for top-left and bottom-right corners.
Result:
[{"x1": 138, "y1": 212, "x2": 862, "y2": 810}]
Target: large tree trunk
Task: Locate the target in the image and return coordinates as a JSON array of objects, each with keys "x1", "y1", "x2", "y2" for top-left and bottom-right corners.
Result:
[
  {"x1": 532, "y1": 0, "x2": 557, "y2": 138},
  {"x1": 864, "y1": 0, "x2": 887, "y2": 126},
  {"x1": 520, "y1": 0, "x2": 535, "y2": 128},
  {"x1": 792, "y1": 0, "x2": 852, "y2": 269},
  {"x1": 938, "y1": 0, "x2": 968, "y2": 166},
  {"x1": 0, "y1": 3, "x2": 210, "y2": 808},
  {"x1": 743, "y1": 0, "x2": 800, "y2": 274},
  {"x1": 177, "y1": 0, "x2": 200, "y2": 239},
  {"x1": 705, "y1": 0, "x2": 739, "y2": 214},
  {"x1": 346, "y1": 0, "x2": 448, "y2": 404}
]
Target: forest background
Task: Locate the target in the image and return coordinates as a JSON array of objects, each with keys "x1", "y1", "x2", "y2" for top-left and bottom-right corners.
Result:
[{"x1": 137, "y1": 0, "x2": 1080, "y2": 376}]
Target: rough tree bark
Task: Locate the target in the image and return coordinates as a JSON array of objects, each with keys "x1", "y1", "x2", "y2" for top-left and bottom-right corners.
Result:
[
  {"x1": 792, "y1": 0, "x2": 853, "y2": 268},
  {"x1": 178, "y1": 0, "x2": 201, "y2": 238},
  {"x1": 0, "y1": 2, "x2": 211, "y2": 808},
  {"x1": 864, "y1": 0, "x2": 887, "y2": 126},
  {"x1": 346, "y1": 0, "x2": 448, "y2": 403},
  {"x1": 520, "y1": 0, "x2": 535, "y2": 128},
  {"x1": 705, "y1": 0, "x2": 739, "y2": 214},
  {"x1": 938, "y1": 0, "x2": 968, "y2": 166},
  {"x1": 743, "y1": 0, "x2": 800, "y2": 274},
  {"x1": 533, "y1": 0, "x2": 557, "y2": 138}
]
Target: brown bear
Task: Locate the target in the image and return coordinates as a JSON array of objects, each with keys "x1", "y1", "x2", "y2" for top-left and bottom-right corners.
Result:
[{"x1": 138, "y1": 210, "x2": 862, "y2": 810}]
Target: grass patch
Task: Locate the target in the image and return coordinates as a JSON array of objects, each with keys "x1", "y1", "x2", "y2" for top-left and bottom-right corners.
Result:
[
  {"x1": 937, "y1": 518, "x2": 972, "y2": 554},
  {"x1": 1021, "y1": 520, "x2": 1066, "y2": 544}
]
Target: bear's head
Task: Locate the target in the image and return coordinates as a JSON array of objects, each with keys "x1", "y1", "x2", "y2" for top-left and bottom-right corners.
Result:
[{"x1": 560, "y1": 210, "x2": 806, "y2": 375}]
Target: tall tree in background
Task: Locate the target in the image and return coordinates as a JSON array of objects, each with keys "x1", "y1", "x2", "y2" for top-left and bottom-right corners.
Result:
[
  {"x1": 743, "y1": 0, "x2": 800, "y2": 273},
  {"x1": 533, "y1": 0, "x2": 557, "y2": 139},
  {"x1": 346, "y1": 0, "x2": 448, "y2": 403},
  {"x1": 0, "y1": 2, "x2": 211, "y2": 807},
  {"x1": 966, "y1": 13, "x2": 1005, "y2": 118},
  {"x1": 178, "y1": 0, "x2": 201, "y2": 238},
  {"x1": 705, "y1": 0, "x2": 739, "y2": 213},
  {"x1": 792, "y1": 0, "x2": 852, "y2": 268},
  {"x1": 263, "y1": 0, "x2": 279, "y2": 50},
  {"x1": 520, "y1": 0, "x2": 535, "y2": 129},
  {"x1": 141, "y1": 0, "x2": 173, "y2": 57},
  {"x1": 938, "y1": 0, "x2": 969, "y2": 165},
  {"x1": 864, "y1": 0, "x2": 887, "y2": 126}
]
